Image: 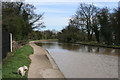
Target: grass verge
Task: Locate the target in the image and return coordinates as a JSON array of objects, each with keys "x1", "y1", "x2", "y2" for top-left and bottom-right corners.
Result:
[
  {"x1": 77, "y1": 41, "x2": 120, "y2": 49},
  {"x1": 29, "y1": 39, "x2": 58, "y2": 42},
  {"x1": 0, "y1": 63, "x2": 1, "y2": 79},
  {"x1": 2, "y1": 44, "x2": 33, "y2": 79}
]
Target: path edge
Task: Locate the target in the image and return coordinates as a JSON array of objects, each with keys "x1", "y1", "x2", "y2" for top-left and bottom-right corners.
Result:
[{"x1": 28, "y1": 41, "x2": 65, "y2": 78}]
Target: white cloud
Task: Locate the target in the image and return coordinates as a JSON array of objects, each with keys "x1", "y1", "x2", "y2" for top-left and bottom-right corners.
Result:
[
  {"x1": 44, "y1": 16, "x2": 69, "y2": 26},
  {"x1": 34, "y1": 15, "x2": 69, "y2": 31},
  {"x1": 35, "y1": 7, "x2": 68, "y2": 14}
]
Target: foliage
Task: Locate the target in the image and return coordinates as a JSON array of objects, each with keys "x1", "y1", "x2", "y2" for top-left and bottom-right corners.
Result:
[
  {"x1": 28, "y1": 30, "x2": 57, "y2": 40},
  {"x1": 2, "y1": 2, "x2": 45, "y2": 41},
  {"x1": 57, "y1": 26, "x2": 83, "y2": 43},
  {"x1": 58, "y1": 3, "x2": 120, "y2": 46},
  {"x1": 42, "y1": 30, "x2": 57, "y2": 39},
  {"x1": 2, "y1": 45, "x2": 33, "y2": 79},
  {"x1": 76, "y1": 3, "x2": 98, "y2": 41},
  {"x1": 97, "y1": 7, "x2": 112, "y2": 45}
]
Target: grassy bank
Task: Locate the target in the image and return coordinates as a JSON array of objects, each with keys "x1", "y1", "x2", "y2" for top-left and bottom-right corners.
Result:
[
  {"x1": 29, "y1": 39, "x2": 58, "y2": 42},
  {"x1": 77, "y1": 41, "x2": 120, "y2": 49},
  {"x1": 31, "y1": 39, "x2": 120, "y2": 49},
  {"x1": 2, "y1": 44, "x2": 33, "y2": 79},
  {"x1": 0, "y1": 63, "x2": 1, "y2": 79}
]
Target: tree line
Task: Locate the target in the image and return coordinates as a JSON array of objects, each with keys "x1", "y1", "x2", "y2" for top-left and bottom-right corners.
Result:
[
  {"x1": 2, "y1": 2, "x2": 58, "y2": 41},
  {"x1": 2, "y1": 2, "x2": 120, "y2": 46},
  {"x1": 58, "y1": 3, "x2": 120, "y2": 45},
  {"x1": 2, "y1": 2, "x2": 45, "y2": 41},
  {"x1": 28, "y1": 30, "x2": 57, "y2": 40}
]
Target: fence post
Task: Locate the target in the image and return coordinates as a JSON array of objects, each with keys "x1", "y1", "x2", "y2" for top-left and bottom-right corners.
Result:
[{"x1": 10, "y1": 33, "x2": 12, "y2": 52}]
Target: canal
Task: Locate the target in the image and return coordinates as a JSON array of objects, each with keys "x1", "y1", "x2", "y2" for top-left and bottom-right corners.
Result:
[{"x1": 36, "y1": 41, "x2": 120, "y2": 78}]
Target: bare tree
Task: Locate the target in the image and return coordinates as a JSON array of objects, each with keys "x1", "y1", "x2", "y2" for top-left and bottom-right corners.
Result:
[{"x1": 75, "y1": 3, "x2": 98, "y2": 41}]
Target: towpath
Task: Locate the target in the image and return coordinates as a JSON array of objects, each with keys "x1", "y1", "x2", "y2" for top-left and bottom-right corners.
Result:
[{"x1": 28, "y1": 41, "x2": 65, "y2": 78}]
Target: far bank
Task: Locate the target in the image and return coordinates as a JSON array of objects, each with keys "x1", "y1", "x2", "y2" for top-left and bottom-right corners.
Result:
[{"x1": 33, "y1": 39, "x2": 120, "y2": 49}]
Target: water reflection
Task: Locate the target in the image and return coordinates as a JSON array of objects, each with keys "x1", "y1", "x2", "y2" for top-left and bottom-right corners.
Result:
[
  {"x1": 36, "y1": 41, "x2": 119, "y2": 78},
  {"x1": 58, "y1": 43, "x2": 81, "y2": 51},
  {"x1": 36, "y1": 41, "x2": 120, "y2": 56}
]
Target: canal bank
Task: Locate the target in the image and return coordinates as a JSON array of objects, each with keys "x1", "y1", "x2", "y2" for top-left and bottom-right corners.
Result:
[
  {"x1": 33, "y1": 39, "x2": 120, "y2": 49},
  {"x1": 76, "y1": 42, "x2": 120, "y2": 49},
  {"x1": 28, "y1": 41, "x2": 65, "y2": 78}
]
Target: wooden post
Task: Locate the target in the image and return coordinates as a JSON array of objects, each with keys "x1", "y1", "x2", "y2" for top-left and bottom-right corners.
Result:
[{"x1": 10, "y1": 33, "x2": 12, "y2": 52}]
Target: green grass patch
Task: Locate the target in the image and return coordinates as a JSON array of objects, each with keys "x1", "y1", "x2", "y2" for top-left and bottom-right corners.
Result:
[
  {"x1": 0, "y1": 63, "x2": 2, "y2": 79},
  {"x1": 2, "y1": 44, "x2": 33, "y2": 79},
  {"x1": 29, "y1": 39, "x2": 58, "y2": 42}
]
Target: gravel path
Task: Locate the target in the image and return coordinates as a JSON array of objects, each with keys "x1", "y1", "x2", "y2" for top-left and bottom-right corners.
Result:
[{"x1": 28, "y1": 41, "x2": 65, "y2": 78}]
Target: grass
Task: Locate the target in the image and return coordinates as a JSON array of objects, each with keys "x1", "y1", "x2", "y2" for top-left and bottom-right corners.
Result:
[
  {"x1": 2, "y1": 44, "x2": 33, "y2": 79},
  {"x1": 29, "y1": 39, "x2": 58, "y2": 42},
  {"x1": 0, "y1": 63, "x2": 1, "y2": 79}
]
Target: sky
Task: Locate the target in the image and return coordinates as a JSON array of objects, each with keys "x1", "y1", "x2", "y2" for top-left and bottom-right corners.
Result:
[{"x1": 25, "y1": 0, "x2": 120, "y2": 31}]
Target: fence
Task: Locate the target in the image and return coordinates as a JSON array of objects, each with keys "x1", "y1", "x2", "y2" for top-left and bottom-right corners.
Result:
[{"x1": 2, "y1": 30, "x2": 12, "y2": 58}]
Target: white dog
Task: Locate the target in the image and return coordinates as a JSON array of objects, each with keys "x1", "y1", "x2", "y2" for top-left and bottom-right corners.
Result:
[{"x1": 17, "y1": 65, "x2": 28, "y2": 76}]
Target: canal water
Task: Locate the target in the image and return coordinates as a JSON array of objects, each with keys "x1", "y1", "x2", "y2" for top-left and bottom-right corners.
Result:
[{"x1": 37, "y1": 41, "x2": 120, "y2": 78}]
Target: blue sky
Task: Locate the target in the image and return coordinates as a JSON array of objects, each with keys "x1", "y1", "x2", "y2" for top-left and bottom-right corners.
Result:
[{"x1": 26, "y1": 0, "x2": 119, "y2": 31}]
